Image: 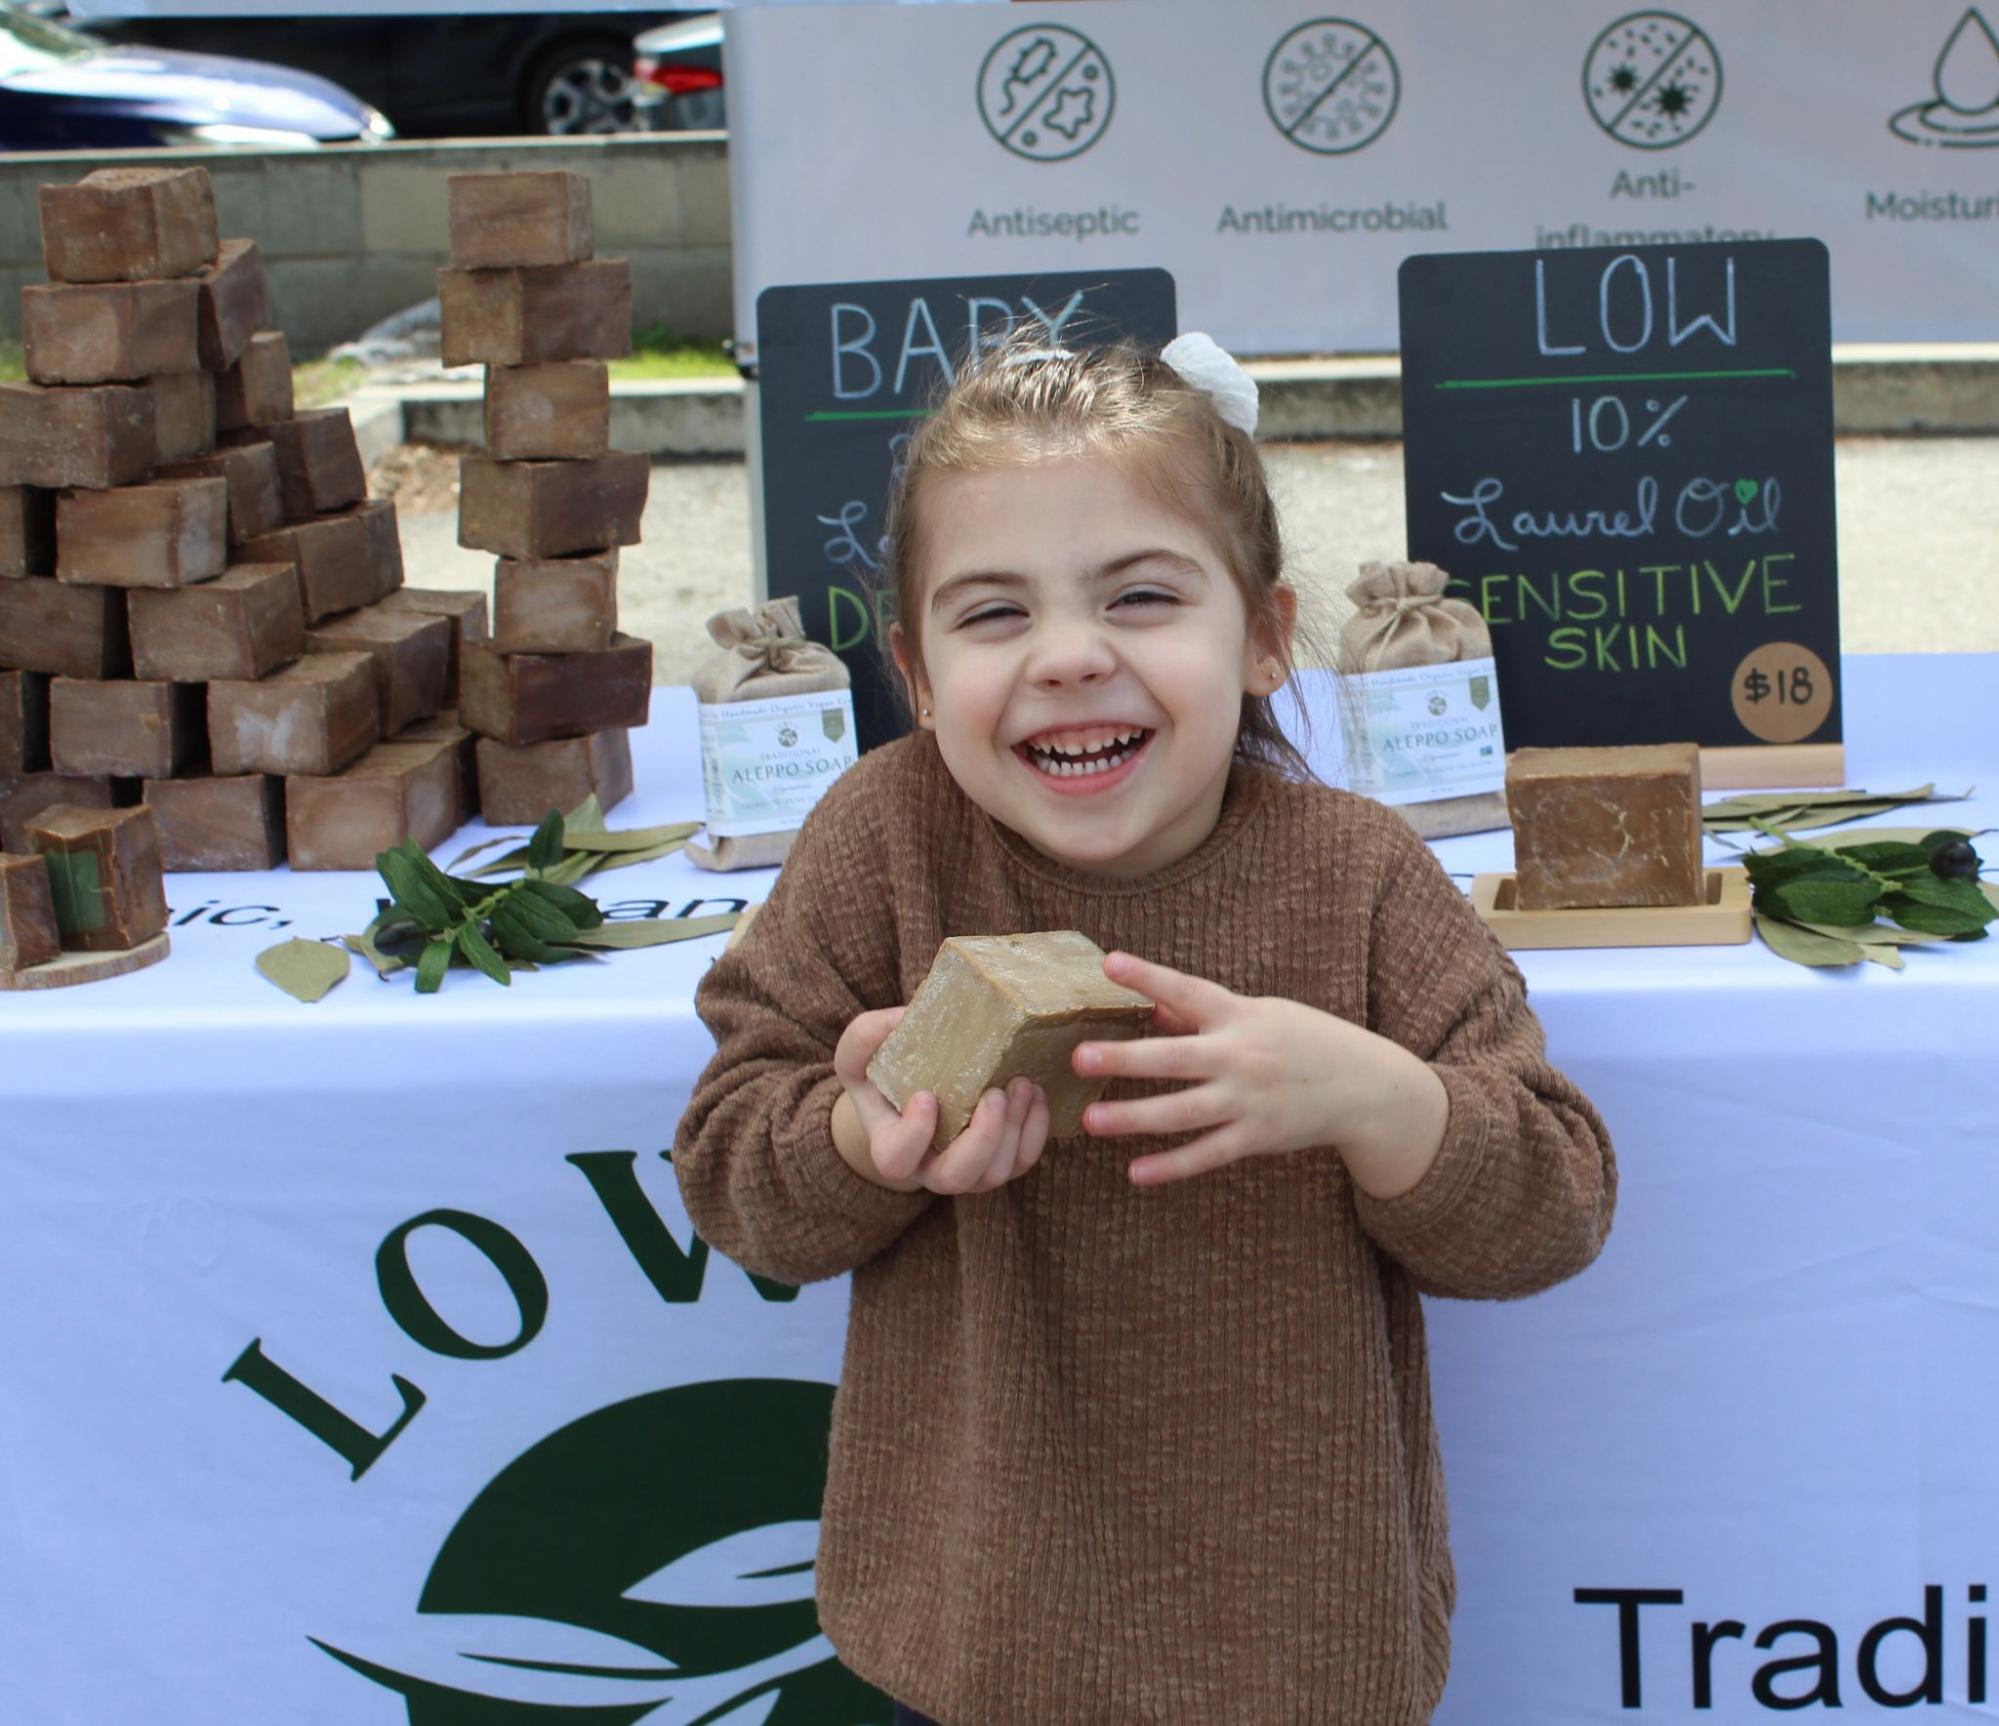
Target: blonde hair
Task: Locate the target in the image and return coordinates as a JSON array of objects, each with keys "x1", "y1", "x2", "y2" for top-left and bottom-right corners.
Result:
[{"x1": 878, "y1": 335, "x2": 1316, "y2": 780}]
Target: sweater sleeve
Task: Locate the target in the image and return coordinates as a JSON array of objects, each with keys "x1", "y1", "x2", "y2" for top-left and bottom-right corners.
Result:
[
  {"x1": 671, "y1": 776, "x2": 934, "y2": 1285},
  {"x1": 1350, "y1": 817, "x2": 1616, "y2": 1301}
]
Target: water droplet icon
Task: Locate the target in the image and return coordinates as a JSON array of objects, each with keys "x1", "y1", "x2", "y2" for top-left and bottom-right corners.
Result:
[{"x1": 1935, "y1": 7, "x2": 1999, "y2": 112}]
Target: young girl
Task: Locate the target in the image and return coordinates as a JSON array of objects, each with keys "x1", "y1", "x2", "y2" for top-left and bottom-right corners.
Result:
[{"x1": 673, "y1": 335, "x2": 1615, "y2": 1725}]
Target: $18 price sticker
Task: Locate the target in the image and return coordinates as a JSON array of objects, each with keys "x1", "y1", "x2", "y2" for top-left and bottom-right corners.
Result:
[{"x1": 1731, "y1": 642, "x2": 1833, "y2": 743}]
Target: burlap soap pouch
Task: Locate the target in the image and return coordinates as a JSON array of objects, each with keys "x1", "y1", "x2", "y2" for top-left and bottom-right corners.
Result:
[
  {"x1": 687, "y1": 597, "x2": 858, "y2": 871},
  {"x1": 1336, "y1": 560, "x2": 1510, "y2": 839}
]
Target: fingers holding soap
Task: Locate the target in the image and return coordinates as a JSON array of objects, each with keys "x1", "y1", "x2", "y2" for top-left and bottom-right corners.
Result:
[
  {"x1": 834, "y1": 1004, "x2": 908, "y2": 1087},
  {"x1": 969, "y1": 1078, "x2": 1044, "y2": 1193},
  {"x1": 870, "y1": 1088, "x2": 938, "y2": 1184},
  {"x1": 929, "y1": 1086, "x2": 1011, "y2": 1195}
]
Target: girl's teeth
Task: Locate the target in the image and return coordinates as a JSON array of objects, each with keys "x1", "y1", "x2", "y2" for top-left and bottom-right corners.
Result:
[{"x1": 1029, "y1": 734, "x2": 1145, "y2": 776}]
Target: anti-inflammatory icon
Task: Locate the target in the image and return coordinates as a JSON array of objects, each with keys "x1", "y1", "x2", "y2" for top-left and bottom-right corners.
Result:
[
  {"x1": 1889, "y1": 7, "x2": 1999, "y2": 147},
  {"x1": 978, "y1": 25, "x2": 1115, "y2": 162},
  {"x1": 1583, "y1": 12, "x2": 1722, "y2": 149},
  {"x1": 1262, "y1": 18, "x2": 1401, "y2": 154}
]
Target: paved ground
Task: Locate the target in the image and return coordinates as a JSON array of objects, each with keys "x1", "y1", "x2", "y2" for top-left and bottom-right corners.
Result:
[{"x1": 385, "y1": 437, "x2": 1999, "y2": 686}]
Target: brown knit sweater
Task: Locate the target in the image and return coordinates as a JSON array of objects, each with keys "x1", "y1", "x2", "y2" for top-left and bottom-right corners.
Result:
[{"x1": 673, "y1": 733, "x2": 1615, "y2": 1725}]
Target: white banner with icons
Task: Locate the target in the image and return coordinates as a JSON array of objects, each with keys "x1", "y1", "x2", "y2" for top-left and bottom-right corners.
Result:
[{"x1": 727, "y1": 0, "x2": 1999, "y2": 357}]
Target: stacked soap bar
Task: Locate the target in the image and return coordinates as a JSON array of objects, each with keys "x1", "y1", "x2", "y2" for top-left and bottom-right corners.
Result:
[
  {"x1": 20, "y1": 802, "x2": 168, "y2": 957},
  {"x1": 201, "y1": 238, "x2": 474, "y2": 873},
  {"x1": 0, "y1": 169, "x2": 214, "y2": 865},
  {"x1": 440, "y1": 170, "x2": 649, "y2": 826},
  {"x1": 1505, "y1": 742, "x2": 1706, "y2": 910}
]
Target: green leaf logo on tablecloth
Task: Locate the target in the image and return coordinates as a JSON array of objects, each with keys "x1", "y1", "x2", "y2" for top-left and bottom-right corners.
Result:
[{"x1": 313, "y1": 1379, "x2": 887, "y2": 1724}]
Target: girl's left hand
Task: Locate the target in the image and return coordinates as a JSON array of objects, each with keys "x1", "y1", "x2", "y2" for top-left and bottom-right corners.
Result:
[{"x1": 1075, "y1": 950, "x2": 1445, "y2": 1188}]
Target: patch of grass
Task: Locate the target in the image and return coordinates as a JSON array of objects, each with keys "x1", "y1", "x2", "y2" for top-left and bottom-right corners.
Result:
[
  {"x1": 293, "y1": 355, "x2": 370, "y2": 410},
  {"x1": 0, "y1": 341, "x2": 23, "y2": 383},
  {"x1": 610, "y1": 325, "x2": 734, "y2": 381}
]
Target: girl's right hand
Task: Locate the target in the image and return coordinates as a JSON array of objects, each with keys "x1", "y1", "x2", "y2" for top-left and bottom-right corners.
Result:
[{"x1": 833, "y1": 1006, "x2": 1050, "y2": 1195}]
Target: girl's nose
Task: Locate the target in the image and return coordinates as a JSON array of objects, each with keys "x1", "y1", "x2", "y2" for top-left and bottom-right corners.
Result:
[{"x1": 1026, "y1": 617, "x2": 1116, "y2": 688}]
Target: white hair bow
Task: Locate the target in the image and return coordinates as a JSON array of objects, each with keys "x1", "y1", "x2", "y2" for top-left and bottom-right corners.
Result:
[{"x1": 1161, "y1": 331, "x2": 1258, "y2": 437}]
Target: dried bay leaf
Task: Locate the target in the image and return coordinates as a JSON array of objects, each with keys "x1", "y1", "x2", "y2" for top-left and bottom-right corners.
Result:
[
  {"x1": 445, "y1": 835, "x2": 515, "y2": 870},
  {"x1": 589, "y1": 837, "x2": 694, "y2": 875},
  {"x1": 1792, "y1": 920, "x2": 1945, "y2": 947},
  {"x1": 1703, "y1": 786, "x2": 1969, "y2": 836},
  {"x1": 565, "y1": 793, "x2": 608, "y2": 835},
  {"x1": 541, "y1": 849, "x2": 602, "y2": 887},
  {"x1": 558, "y1": 822, "x2": 702, "y2": 853},
  {"x1": 256, "y1": 938, "x2": 351, "y2": 1002},
  {"x1": 1754, "y1": 914, "x2": 1865, "y2": 968},
  {"x1": 343, "y1": 927, "x2": 411, "y2": 978},
  {"x1": 559, "y1": 914, "x2": 740, "y2": 950}
]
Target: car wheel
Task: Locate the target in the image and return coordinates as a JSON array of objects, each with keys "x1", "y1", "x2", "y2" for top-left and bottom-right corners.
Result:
[{"x1": 526, "y1": 35, "x2": 639, "y2": 135}]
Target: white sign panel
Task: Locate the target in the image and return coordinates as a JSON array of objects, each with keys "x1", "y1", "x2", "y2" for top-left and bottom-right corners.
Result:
[{"x1": 728, "y1": 0, "x2": 1999, "y2": 357}]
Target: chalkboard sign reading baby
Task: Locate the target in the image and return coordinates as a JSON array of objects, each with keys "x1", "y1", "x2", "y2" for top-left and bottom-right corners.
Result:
[{"x1": 1399, "y1": 240, "x2": 1839, "y2": 782}]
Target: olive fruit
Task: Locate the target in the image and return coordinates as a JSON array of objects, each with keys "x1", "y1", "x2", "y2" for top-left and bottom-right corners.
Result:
[{"x1": 1930, "y1": 839, "x2": 1981, "y2": 880}]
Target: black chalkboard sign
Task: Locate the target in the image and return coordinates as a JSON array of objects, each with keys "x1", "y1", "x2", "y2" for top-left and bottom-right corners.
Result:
[
  {"x1": 756, "y1": 268, "x2": 1177, "y2": 751},
  {"x1": 1400, "y1": 240, "x2": 1840, "y2": 762}
]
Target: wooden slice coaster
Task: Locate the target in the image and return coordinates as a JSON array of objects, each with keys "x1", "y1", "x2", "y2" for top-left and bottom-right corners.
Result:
[{"x1": 0, "y1": 931, "x2": 171, "y2": 990}]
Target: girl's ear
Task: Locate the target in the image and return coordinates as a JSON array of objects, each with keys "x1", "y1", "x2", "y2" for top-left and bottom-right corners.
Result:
[
  {"x1": 888, "y1": 621, "x2": 934, "y2": 727},
  {"x1": 1251, "y1": 584, "x2": 1300, "y2": 693}
]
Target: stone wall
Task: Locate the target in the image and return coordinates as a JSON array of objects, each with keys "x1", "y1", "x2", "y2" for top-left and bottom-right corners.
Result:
[{"x1": 0, "y1": 133, "x2": 731, "y2": 356}]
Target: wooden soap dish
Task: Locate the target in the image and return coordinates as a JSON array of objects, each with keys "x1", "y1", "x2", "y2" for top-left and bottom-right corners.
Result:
[
  {"x1": 0, "y1": 932, "x2": 171, "y2": 990},
  {"x1": 1472, "y1": 869, "x2": 1751, "y2": 951}
]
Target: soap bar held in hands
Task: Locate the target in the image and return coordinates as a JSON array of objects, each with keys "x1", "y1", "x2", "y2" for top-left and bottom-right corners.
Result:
[{"x1": 868, "y1": 931, "x2": 1153, "y2": 1145}]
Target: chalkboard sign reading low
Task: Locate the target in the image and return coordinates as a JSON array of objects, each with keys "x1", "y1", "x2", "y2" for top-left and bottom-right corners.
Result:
[
  {"x1": 1399, "y1": 240, "x2": 1840, "y2": 780},
  {"x1": 756, "y1": 269, "x2": 1177, "y2": 751}
]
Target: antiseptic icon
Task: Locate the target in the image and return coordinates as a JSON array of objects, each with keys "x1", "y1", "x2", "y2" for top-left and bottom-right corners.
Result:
[
  {"x1": 978, "y1": 25, "x2": 1115, "y2": 162},
  {"x1": 1889, "y1": 7, "x2": 1999, "y2": 146},
  {"x1": 1583, "y1": 12, "x2": 1723, "y2": 149},
  {"x1": 1261, "y1": 19, "x2": 1401, "y2": 155}
]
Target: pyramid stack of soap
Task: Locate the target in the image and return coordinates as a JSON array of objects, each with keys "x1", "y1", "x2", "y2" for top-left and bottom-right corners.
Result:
[
  {"x1": 0, "y1": 165, "x2": 483, "y2": 873},
  {"x1": 440, "y1": 170, "x2": 650, "y2": 825}
]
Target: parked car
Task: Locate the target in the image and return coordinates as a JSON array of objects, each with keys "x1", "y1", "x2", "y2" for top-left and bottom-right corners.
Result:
[
  {"x1": 632, "y1": 11, "x2": 721, "y2": 132},
  {"x1": 67, "y1": 8, "x2": 684, "y2": 138},
  {"x1": 0, "y1": 3, "x2": 392, "y2": 149}
]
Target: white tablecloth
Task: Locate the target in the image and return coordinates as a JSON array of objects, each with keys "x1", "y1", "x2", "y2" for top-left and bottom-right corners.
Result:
[{"x1": 2, "y1": 655, "x2": 1994, "y2": 1724}]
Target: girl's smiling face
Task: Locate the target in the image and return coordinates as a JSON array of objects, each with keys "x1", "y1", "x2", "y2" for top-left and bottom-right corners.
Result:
[{"x1": 893, "y1": 451, "x2": 1291, "y2": 878}]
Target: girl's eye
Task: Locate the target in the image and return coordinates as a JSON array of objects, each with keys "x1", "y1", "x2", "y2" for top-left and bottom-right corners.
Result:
[{"x1": 954, "y1": 590, "x2": 1176, "y2": 627}]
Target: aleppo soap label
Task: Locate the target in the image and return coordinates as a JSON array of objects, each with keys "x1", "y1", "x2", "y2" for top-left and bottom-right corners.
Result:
[
  {"x1": 699, "y1": 689, "x2": 859, "y2": 837},
  {"x1": 1340, "y1": 656, "x2": 1507, "y2": 807}
]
